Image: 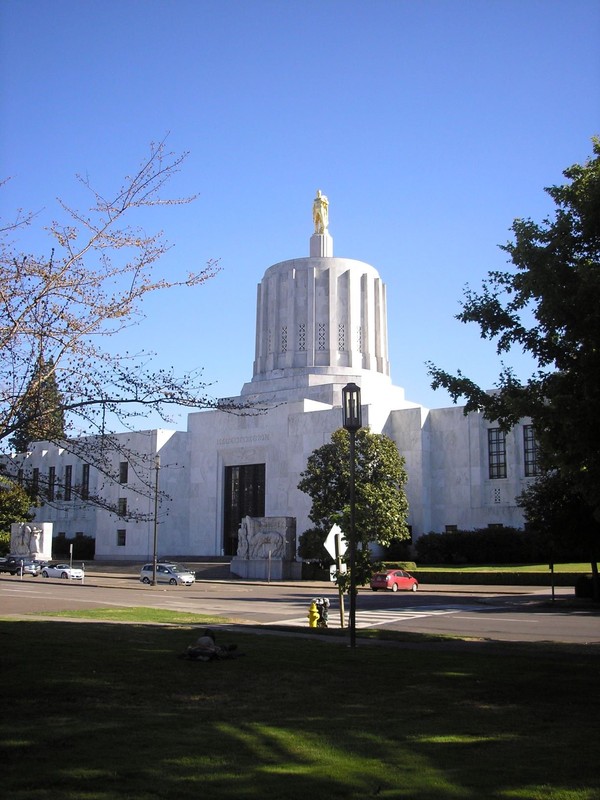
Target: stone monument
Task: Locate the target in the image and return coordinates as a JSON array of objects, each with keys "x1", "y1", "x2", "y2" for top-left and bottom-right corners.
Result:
[
  {"x1": 230, "y1": 516, "x2": 300, "y2": 580},
  {"x1": 10, "y1": 521, "x2": 53, "y2": 561}
]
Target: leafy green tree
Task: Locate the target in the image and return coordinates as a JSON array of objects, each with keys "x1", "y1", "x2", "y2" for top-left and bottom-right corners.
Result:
[
  {"x1": 298, "y1": 427, "x2": 410, "y2": 587},
  {"x1": 0, "y1": 476, "x2": 33, "y2": 555},
  {"x1": 427, "y1": 139, "x2": 600, "y2": 585},
  {"x1": 518, "y1": 471, "x2": 599, "y2": 567},
  {"x1": 9, "y1": 356, "x2": 65, "y2": 453}
]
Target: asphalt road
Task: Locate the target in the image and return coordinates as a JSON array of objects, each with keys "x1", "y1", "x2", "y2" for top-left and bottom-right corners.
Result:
[{"x1": 1, "y1": 568, "x2": 598, "y2": 644}]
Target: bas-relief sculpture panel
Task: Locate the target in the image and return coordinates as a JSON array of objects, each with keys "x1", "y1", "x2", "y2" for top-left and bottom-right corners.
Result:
[
  {"x1": 236, "y1": 515, "x2": 296, "y2": 561},
  {"x1": 10, "y1": 522, "x2": 53, "y2": 560},
  {"x1": 231, "y1": 516, "x2": 300, "y2": 581}
]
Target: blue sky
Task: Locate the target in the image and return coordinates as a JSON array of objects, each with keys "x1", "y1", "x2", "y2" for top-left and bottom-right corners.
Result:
[{"x1": 1, "y1": 0, "x2": 599, "y2": 428}]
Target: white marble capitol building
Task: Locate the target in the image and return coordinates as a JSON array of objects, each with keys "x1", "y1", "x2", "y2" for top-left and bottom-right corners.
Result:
[{"x1": 15, "y1": 193, "x2": 538, "y2": 561}]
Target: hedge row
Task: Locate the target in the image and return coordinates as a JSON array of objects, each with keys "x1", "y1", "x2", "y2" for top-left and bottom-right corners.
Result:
[
  {"x1": 411, "y1": 570, "x2": 582, "y2": 587},
  {"x1": 413, "y1": 527, "x2": 572, "y2": 565}
]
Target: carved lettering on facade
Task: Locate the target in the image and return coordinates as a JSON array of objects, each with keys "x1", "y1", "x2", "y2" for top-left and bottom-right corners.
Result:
[{"x1": 216, "y1": 434, "x2": 271, "y2": 446}]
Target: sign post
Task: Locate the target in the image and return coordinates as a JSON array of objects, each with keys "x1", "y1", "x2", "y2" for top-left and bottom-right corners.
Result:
[{"x1": 324, "y1": 524, "x2": 347, "y2": 629}]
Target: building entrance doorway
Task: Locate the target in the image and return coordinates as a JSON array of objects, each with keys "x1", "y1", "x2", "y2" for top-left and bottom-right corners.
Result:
[{"x1": 223, "y1": 464, "x2": 265, "y2": 556}]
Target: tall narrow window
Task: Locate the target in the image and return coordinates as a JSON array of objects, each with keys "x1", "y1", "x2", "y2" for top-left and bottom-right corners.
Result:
[
  {"x1": 118, "y1": 498, "x2": 127, "y2": 516},
  {"x1": 48, "y1": 466, "x2": 55, "y2": 501},
  {"x1": 488, "y1": 428, "x2": 507, "y2": 479},
  {"x1": 31, "y1": 468, "x2": 39, "y2": 497},
  {"x1": 523, "y1": 425, "x2": 541, "y2": 477},
  {"x1": 117, "y1": 529, "x2": 126, "y2": 547},
  {"x1": 81, "y1": 464, "x2": 90, "y2": 500},
  {"x1": 223, "y1": 464, "x2": 265, "y2": 556},
  {"x1": 119, "y1": 462, "x2": 128, "y2": 484},
  {"x1": 64, "y1": 465, "x2": 72, "y2": 501}
]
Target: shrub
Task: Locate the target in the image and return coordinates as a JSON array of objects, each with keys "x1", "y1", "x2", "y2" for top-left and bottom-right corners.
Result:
[
  {"x1": 380, "y1": 561, "x2": 417, "y2": 572},
  {"x1": 0, "y1": 530, "x2": 10, "y2": 556},
  {"x1": 415, "y1": 527, "x2": 546, "y2": 565},
  {"x1": 382, "y1": 539, "x2": 413, "y2": 562},
  {"x1": 298, "y1": 527, "x2": 332, "y2": 568}
]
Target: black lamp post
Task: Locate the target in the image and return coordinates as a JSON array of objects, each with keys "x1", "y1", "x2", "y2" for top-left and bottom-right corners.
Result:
[
  {"x1": 151, "y1": 454, "x2": 161, "y2": 586},
  {"x1": 342, "y1": 382, "x2": 362, "y2": 648}
]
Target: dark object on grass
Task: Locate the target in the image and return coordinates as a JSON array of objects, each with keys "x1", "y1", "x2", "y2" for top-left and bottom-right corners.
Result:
[{"x1": 178, "y1": 628, "x2": 244, "y2": 661}]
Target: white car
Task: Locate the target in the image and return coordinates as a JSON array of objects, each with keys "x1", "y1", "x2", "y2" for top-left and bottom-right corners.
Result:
[
  {"x1": 139, "y1": 563, "x2": 196, "y2": 586},
  {"x1": 41, "y1": 563, "x2": 85, "y2": 580}
]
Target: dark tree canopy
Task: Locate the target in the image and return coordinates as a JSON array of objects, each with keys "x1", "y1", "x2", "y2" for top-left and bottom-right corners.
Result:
[
  {"x1": 518, "y1": 471, "x2": 598, "y2": 565},
  {"x1": 298, "y1": 427, "x2": 410, "y2": 586},
  {"x1": 428, "y1": 139, "x2": 600, "y2": 591},
  {"x1": 428, "y1": 139, "x2": 600, "y2": 518}
]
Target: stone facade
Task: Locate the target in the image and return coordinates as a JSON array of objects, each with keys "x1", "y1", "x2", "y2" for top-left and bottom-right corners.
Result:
[{"x1": 4, "y1": 200, "x2": 538, "y2": 561}]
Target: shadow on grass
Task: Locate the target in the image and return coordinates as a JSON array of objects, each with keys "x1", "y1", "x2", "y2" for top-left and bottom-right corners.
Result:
[{"x1": 0, "y1": 619, "x2": 598, "y2": 800}]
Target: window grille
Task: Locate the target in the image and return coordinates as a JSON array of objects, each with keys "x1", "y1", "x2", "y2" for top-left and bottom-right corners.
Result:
[
  {"x1": 64, "y1": 465, "x2": 72, "y2": 501},
  {"x1": 81, "y1": 464, "x2": 90, "y2": 500},
  {"x1": 318, "y1": 322, "x2": 327, "y2": 351},
  {"x1": 488, "y1": 429, "x2": 507, "y2": 479},
  {"x1": 524, "y1": 425, "x2": 541, "y2": 477},
  {"x1": 31, "y1": 468, "x2": 39, "y2": 497},
  {"x1": 298, "y1": 323, "x2": 306, "y2": 351}
]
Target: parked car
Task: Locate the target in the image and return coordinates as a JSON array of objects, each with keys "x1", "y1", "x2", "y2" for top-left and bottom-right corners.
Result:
[
  {"x1": 0, "y1": 555, "x2": 43, "y2": 576},
  {"x1": 41, "y1": 563, "x2": 85, "y2": 580},
  {"x1": 139, "y1": 563, "x2": 196, "y2": 586},
  {"x1": 370, "y1": 569, "x2": 419, "y2": 592}
]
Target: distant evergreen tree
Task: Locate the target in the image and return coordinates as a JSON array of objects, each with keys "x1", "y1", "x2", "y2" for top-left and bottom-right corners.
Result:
[
  {"x1": 9, "y1": 356, "x2": 65, "y2": 452},
  {"x1": 0, "y1": 476, "x2": 33, "y2": 554}
]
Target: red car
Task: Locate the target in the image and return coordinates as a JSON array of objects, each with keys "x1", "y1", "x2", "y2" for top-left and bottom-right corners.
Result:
[{"x1": 370, "y1": 569, "x2": 419, "y2": 592}]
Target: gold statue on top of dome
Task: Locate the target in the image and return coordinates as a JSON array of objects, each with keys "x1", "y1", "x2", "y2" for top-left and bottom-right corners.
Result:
[{"x1": 312, "y1": 189, "x2": 329, "y2": 234}]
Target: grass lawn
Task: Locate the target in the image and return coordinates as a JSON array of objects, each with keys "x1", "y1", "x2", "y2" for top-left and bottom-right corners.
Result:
[{"x1": 1, "y1": 609, "x2": 598, "y2": 800}]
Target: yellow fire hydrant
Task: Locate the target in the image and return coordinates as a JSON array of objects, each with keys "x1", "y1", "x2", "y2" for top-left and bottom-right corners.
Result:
[{"x1": 308, "y1": 601, "x2": 319, "y2": 628}]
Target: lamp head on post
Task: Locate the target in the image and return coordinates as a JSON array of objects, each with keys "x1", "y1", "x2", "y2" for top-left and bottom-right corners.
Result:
[{"x1": 342, "y1": 383, "x2": 362, "y2": 432}]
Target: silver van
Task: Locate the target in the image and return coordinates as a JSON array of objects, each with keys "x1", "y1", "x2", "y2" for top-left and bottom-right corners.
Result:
[{"x1": 139, "y1": 563, "x2": 196, "y2": 586}]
